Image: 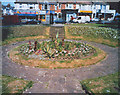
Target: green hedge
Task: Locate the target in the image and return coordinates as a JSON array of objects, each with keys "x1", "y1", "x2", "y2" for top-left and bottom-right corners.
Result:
[{"x1": 2, "y1": 25, "x2": 48, "y2": 41}]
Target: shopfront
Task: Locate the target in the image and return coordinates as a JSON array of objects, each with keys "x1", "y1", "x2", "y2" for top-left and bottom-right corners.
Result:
[
  {"x1": 15, "y1": 10, "x2": 39, "y2": 22},
  {"x1": 78, "y1": 10, "x2": 92, "y2": 18},
  {"x1": 39, "y1": 11, "x2": 46, "y2": 22},
  {"x1": 46, "y1": 10, "x2": 55, "y2": 24},
  {"x1": 61, "y1": 9, "x2": 78, "y2": 22}
]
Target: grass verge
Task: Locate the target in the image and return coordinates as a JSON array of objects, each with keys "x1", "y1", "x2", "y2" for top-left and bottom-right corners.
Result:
[
  {"x1": 65, "y1": 23, "x2": 118, "y2": 28},
  {"x1": 65, "y1": 26, "x2": 119, "y2": 47},
  {"x1": 80, "y1": 72, "x2": 119, "y2": 94},
  {"x1": 2, "y1": 35, "x2": 49, "y2": 46},
  {"x1": 2, "y1": 25, "x2": 50, "y2": 46},
  {"x1": 1, "y1": 75, "x2": 33, "y2": 94}
]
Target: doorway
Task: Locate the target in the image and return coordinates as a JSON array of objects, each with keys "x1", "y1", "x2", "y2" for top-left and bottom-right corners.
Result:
[{"x1": 50, "y1": 13, "x2": 53, "y2": 24}]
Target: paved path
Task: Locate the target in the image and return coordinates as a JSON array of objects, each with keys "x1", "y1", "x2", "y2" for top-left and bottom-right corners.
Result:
[{"x1": 2, "y1": 39, "x2": 118, "y2": 93}]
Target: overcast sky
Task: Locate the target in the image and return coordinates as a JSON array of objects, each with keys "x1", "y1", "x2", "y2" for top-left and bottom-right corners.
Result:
[{"x1": 0, "y1": 0, "x2": 15, "y2": 2}]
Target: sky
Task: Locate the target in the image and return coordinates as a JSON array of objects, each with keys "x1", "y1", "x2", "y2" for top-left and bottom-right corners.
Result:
[
  {"x1": 0, "y1": 0, "x2": 15, "y2": 6},
  {"x1": 0, "y1": 0, "x2": 15, "y2": 2}
]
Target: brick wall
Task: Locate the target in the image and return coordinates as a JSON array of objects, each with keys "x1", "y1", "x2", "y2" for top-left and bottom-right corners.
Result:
[
  {"x1": 73, "y1": 4, "x2": 76, "y2": 9},
  {"x1": 39, "y1": 4, "x2": 42, "y2": 10},
  {"x1": 50, "y1": 5, "x2": 55, "y2": 10},
  {"x1": 61, "y1": 4, "x2": 65, "y2": 9}
]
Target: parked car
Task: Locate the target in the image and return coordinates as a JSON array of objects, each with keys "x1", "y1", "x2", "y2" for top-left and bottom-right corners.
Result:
[
  {"x1": 73, "y1": 16, "x2": 90, "y2": 23},
  {"x1": 91, "y1": 18, "x2": 100, "y2": 22},
  {"x1": 107, "y1": 17, "x2": 114, "y2": 21},
  {"x1": 114, "y1": 15, "x2": 120, "y2": 23},
  {"x1": 54, "y1": 18, "x2": 66, "y2": 24}
]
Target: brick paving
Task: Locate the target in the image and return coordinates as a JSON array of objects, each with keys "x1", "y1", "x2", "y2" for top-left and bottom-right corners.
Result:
[{"x1": 2, "y1": 39, "x2": 118, "y2": 93}]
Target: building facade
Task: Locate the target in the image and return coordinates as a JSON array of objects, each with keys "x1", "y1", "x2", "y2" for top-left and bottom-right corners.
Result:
[
  {"x1": 14, "y1": 1, "x2": 40, "y2": 22},
  {"x1": 14, "y1": 0, "x2": 116, "y2": 24}
]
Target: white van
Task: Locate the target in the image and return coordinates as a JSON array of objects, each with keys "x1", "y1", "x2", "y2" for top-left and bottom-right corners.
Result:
[{"x1": 73, "y1": 16, "x2": 90, "y2": 23}]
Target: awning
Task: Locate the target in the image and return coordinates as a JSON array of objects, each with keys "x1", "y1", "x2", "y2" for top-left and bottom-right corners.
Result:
[
  {"x1": 46, "y1": 11, "x2": 55, "y2": 14},
  {"x1": 16, "y1": 14, "x2": 37, "y2": 16},
  {"x1": 40, "y1": 11, "x2": 46, "y2": 15},
  {"x1": 15, "y1": 10, "x2": 40, "y2": 14},
  {"x1": 80, "y1": 10, "x2": 92, "y2": 13}
]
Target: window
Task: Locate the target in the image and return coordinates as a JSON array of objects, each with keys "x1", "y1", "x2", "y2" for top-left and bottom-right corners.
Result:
[
  {"x1": 93, "y1": 13, "x2": 95, "y2": 18},
  {"x1": 42, "y1": 4, "x2": 44, "y2": 9},
  {"x1": 58, "y1": 13, "x2": 62, "y2": 18},
  {"x1": 55, "y1": 5, "x2": 57, "y2": 10},
  {"x1": 100, "y1": 5, "x2": 102, "y2": 9},
  {"x1": 45, "y1": 4, "x2": 47, "y2": 9},
  {"x1": 69, "y1": 4, "x2": 73, "y2": 9},
  {"x1": 103, "y1": 5, "x2": 106, "y2": 10},
  {"x1": 30, "y1": 7, "x2": 33, "y2": 9},
  {"x1": 66, "y1": 4, "x2": 68, "y2": 8},
  {"x1": 59, "y1": 4, "x2": 61, "y2": 9},
  {"x1": 94, "y1": 5, "x2": 96, "y2": 9},
  {"x1": 55, "y1": 13, "x2": 57, "y2": 16},
  {"x1": 76, "y1": 4, "x2": 79, "y2": 9},
  {"x1": 42, "y1": 15, "x2": 45, "y2": 19}
]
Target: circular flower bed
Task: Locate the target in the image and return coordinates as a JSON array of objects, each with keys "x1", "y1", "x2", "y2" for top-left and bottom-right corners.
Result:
[
  {"x1": 19, "y1": 40, "x2": 96, "y2": 61},
  {"x1": 9, "y1": 32, "x2": 106, "y2": 69},
  {"x1": 9, "y1": 39, "x2": 106, "y2": 69}
]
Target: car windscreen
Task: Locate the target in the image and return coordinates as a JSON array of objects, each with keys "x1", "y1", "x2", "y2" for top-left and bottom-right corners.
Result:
[{"x1": 77, "y1": 17, "x2": 81, "y2": 20}]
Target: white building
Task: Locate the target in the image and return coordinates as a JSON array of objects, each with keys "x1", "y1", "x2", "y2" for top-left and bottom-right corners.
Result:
[
  {"x1": 14, "y1": 1, "x2": 40, "y2": 22},
  {"x1": 14, "y1": 2, "x2": 39, "y2": 10},
  {"x1": 91, "y1": 2, "x2": 116, "y2": 20},
  {"x1": 75, "y1": 2, "x2": 116, "y2": 20}
]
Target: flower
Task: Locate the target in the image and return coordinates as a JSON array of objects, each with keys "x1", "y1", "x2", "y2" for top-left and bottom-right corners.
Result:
[
  {"x1": 64, "y1": 51, "x2": 67, "y2": 53},
  {"x1": 38, "y1": 49, "x2": 41, "y2": 53},
  {"x1": 106, "y1": 90, "x2": 110, "y2": 92},
  {"x1": 56, "y1": 50, "x2": 58, "y2": 53},
  {"x1": 55, "y1": 54, "x2": 59, "y2": 57}
]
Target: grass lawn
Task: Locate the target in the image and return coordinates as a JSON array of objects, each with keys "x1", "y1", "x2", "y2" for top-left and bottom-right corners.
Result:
[
  {"x1": 1, "y1": 75, "x2": 33, "y2": 94},
  {"x1": 2, "y1": 24, "x2": 119, "y2": 47},
  {"x1": 65, "y1": 25, "x2": 119, "y2": 47},
  {"x1": 2, "y1": 25, "x2": 50, "y2": 45},
  {"x1": 80, "y1": 72, "x2": 120, "y2": 94},
  {"x1": 65, "y1": 23, "x2": 118, "y2": 28}
]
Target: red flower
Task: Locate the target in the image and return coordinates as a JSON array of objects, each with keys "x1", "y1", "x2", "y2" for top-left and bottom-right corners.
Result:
[{"x1": 38, "y1": 49, "x2": 41, "y2": 53}]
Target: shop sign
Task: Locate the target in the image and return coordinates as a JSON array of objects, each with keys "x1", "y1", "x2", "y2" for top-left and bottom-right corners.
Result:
[
  {"x1": 80, "y1": 10, "x2": 92, "y2": 13},
  {"x1": 15, "y1": 10, "x2": 39, "y2": 14},
  {"x1": 46, "y1": 11, "x2": 50, "y2": 14},
  {"x1": 40, "y1": 11, "x2": 46, "y2": 15},
  {"x1": 50, "y1": 11, "x2": 55, "y2": 14}
]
